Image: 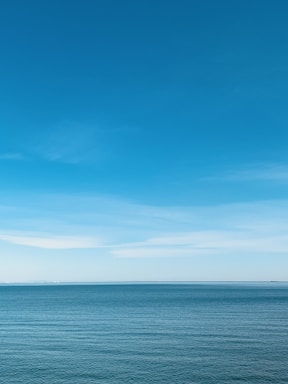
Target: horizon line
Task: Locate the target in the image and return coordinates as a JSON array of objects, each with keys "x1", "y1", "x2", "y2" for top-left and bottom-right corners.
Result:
[{"x1": 0, "y1": 280, "x2": 286, "y2": 286}]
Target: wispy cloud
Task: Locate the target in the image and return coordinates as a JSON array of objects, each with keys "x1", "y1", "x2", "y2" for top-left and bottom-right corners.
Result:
[
  {"x1": 7, "y1": 121, "x2": 135, "y2": 165},
  {"x1": 205, "y1": 164, "x2": 288, "y2": 182},
  {"x1": 1, "y1": 194, "x2": 288, "y2": 257},
  {"x1": 31, "y1": 121, "x2": 126, "y2": 164},
  {"x1": 0, "y1": 233, "x2": 102, "y2": 249},
  {"x1": 36, "y1": 123, "x2": 103, "y2": 164},
  {"x1": 111, "y1": 247, "x2": 212, "y2": 258},
  {"x1": 111, "y1": 230, "x2": 288, "y2": 258},
  {"x1": 0, "y1": 153, "x2": 25, "y2": 160}
]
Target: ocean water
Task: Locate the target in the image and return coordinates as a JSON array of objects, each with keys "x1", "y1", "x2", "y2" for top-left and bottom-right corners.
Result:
[{"x1": 0, "y1": 283, "x2": 288, "y2": 383}]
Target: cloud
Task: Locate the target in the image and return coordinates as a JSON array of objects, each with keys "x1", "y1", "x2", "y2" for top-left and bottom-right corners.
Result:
[
  {"x1": 0, "y1": 233, "x2": 102, "y2": 249},
  {"x1": 1, "y1": 193, "x2": 288, "y2": 257},
  {"x1": 30, "y1": 122, "x2": 121, "y2": 165},
  {"x1": 112, "y1": 247, "x2": 213, "y2": 258},
  {"x1": 110, "y1": 230, "x2": 288, "y2": 258},
  {"x1": 206, "y1": 164, "x2": 288, "y2": 182},
  {"x1": 0, "y1": 153, "x2": 25, "y2": 160},
  {"x1": 8, "y1": 121, "x2": 136, "y2": 165}
]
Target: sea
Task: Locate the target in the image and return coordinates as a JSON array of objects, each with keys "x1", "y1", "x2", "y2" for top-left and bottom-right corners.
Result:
[{"x1": 0, "y1": 283, "x2": 287, "y2": 383}]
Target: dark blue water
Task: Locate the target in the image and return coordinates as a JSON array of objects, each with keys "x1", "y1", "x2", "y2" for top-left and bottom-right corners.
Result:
[{"x1": 0, "y1": 283, "x2": 288, "y2": 383}]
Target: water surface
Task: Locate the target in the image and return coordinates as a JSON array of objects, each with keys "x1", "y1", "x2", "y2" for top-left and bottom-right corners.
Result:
[{"x1": 0, "y1": 283, "x2": 287, "y2": 383}]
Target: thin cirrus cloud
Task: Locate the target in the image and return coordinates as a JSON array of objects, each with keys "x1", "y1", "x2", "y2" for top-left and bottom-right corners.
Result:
[
  {"x1": 205, "y1": 164, "x2": 288, "y2": 182},
  {"x1": 0, "y1": 153, "x2": 25, "y2": 160},
  {"x1": 1, "y1": 124, "x2": 97, "y2": 164},
  {"x1": 111, "y1": 247, "x2": 213, "y2": 258},
  {"x1": 31, "y1": 122, "x2": 138, "y2": 165},
  {"x1": 31, "y1": 123, "x2": 118, "y2": 165},
  {"x1": 0, "y1": 233, "x2": 102, "y2": 249},
  {"x1": 1, "y1": 194, "x2": 288, "y2": 255},
  {"x1": 110, "y1": 229, "x2": 288, "y2": 258}
]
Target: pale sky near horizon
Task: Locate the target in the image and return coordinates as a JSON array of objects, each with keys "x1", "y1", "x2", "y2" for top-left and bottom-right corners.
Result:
[{"x1": 1, "y1": 0, "x2": 288, "y2": 282}]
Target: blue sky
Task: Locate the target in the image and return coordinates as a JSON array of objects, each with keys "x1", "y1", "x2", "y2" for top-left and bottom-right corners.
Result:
[{"x1": 1, "y1": 0, "x2": 288, "y2": 282}]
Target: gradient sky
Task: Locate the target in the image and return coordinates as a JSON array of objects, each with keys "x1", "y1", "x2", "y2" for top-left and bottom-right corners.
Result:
[{"x1": 1, "y1": 0, "x2": 288, "y2": 282}]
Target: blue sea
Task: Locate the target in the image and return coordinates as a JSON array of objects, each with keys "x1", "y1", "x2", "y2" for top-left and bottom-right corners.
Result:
[{"x1": 0, "y1": 283, "x2": 288, "y2": 383}]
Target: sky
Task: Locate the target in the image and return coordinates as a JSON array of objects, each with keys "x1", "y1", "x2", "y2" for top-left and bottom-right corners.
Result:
[{"x1": 1, "y1": 0, "x2": 288, "y2": 282}]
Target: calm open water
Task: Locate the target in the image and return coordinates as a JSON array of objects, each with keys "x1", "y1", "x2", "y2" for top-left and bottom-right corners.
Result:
[{"x1": 0, "y1": 283, "x2": 287, "y2": 383}]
